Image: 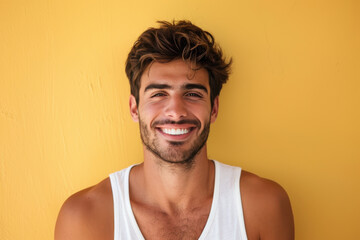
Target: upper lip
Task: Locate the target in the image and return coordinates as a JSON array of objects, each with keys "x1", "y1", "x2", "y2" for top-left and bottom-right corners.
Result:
[
  {"x1": 152, "y1": 119, "x2": 200, "y2": 129},
  {"x1": 156, "y1": 124, "x2": 196, "y2": 129}
]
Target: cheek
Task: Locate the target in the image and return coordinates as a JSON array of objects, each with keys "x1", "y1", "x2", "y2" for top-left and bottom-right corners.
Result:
[
  {"x1": 140, "y1": 101, "x2": 163, "y2": 113},
  {"x1": 138, "y1": 101, "x2": 164, "y2": 123},
  {"x1": 191, "y1": 104, "x2": 212, "y2": 121}
]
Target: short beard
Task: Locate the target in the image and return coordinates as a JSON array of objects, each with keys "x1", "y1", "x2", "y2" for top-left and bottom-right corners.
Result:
[{"x1": 139, "y1": 118, "x2": 210, "y2": 170}]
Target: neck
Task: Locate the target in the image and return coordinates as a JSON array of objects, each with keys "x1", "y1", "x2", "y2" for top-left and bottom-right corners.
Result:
[{"x1": 130, "y1": 145, "x2": 215, "y2": 215}]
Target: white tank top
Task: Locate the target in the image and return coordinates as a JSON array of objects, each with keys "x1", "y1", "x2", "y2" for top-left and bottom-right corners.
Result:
[{"x1": 109, "y1": 160, "x2": 248, "y2": 239}]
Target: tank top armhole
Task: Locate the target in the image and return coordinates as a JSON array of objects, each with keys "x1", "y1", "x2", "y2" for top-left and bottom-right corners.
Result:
[
  {"x1": 236, "y1": 168, "x2": 248, "y2": 240},
  {"x1": 109, "y1": 173, "x2": 120, "y2": 240}
]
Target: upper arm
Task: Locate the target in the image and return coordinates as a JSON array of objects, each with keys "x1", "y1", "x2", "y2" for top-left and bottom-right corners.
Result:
[
  {"x1": 259, "y1": 181, "x2": 294, "y2": 240},
  {"x1": 241, "y1": 172, "x2": 294, "y2": 240},
  {"x1": 55, "y1": 180, "x2": 114, "y2": 240},
  {"x1": 55, "y1": 191, "x2": 96, "y2": 240}
]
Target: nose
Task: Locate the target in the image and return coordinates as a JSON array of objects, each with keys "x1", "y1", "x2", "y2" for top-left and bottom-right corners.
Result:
[{"x1": 164, "y1": 95, "x2": 188, "y2": 120}]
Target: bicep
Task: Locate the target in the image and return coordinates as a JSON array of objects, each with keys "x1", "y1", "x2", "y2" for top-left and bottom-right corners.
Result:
[{"x1": 260, "y1": 183, "x2": 294, "y2": 240}]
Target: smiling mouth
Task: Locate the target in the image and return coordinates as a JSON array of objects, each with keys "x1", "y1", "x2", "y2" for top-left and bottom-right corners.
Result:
[
  {"x1": 153, "y1": 120, "x2": 199, "y2": 137},
  {"x1": 161, "y1": 128, "x2": 191, "y2": 135}
]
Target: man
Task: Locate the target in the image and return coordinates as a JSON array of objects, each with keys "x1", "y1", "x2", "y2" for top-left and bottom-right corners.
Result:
[{"x1": 55, "y1": 20, "x2": 294, "y2": 240}]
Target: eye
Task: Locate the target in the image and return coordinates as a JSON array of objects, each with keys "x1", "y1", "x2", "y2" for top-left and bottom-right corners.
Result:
[
  {"x1": 185, "y1": 92, "x2": 203, "y2": 98},
  {"x1": 151, "y1": 92, "x2": 167, "y2": 98}
]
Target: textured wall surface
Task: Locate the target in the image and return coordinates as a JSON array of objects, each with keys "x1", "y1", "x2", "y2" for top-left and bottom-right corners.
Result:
[{"x1": 1, "y1": 0, "x2": 359, "y2": 239}]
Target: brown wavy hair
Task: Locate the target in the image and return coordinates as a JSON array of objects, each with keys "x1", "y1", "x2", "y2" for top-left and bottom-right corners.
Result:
[{"x1": 125, "y1": 20, "x2": 232, "y2": 107}]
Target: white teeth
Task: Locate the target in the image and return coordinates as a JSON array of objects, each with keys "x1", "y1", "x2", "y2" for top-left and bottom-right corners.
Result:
[{"x1": 162, "y1": 128, "x2": 190, "y2": 135}]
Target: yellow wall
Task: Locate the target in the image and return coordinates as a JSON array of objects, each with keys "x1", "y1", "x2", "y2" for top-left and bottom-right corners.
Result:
[{"x1": 1, "y1": 0, "x2": 359, "y2": 239}]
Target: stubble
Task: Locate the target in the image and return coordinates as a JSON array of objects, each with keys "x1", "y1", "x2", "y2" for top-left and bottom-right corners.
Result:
[{"x1": 139, "y1": 117, "x2": 210, "y2": 169}]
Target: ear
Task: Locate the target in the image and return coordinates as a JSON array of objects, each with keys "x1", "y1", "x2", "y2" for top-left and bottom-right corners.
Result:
[
  {"x1": 129, "y1": 95, "x2": 139, "y2": 122},
  {"x1": 210, "y1": 96, "x2": 219, "y2": 123}
]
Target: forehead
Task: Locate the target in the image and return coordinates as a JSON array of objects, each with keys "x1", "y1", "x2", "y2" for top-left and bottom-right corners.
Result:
[{"x1": 140, "y1": 59, "x2": 209, "y2": 89}]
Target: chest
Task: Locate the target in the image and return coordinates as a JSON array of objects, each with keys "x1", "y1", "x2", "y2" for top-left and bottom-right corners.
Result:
[{"x1": 131, "y1": 200, "x2": 212, "y2": 240}]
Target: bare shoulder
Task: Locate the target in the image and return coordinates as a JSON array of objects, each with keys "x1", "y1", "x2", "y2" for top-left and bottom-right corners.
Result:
[
  {"x1": 55, "y1": 178, "x2": 114, "y2": 240},
  {"x1": 240, "y1": 171, "x2": 294, "y2": 240}
]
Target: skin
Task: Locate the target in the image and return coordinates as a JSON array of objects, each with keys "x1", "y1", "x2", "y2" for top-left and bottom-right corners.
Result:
[{"x1": 55, "y1": 59, "x2": 294, "y2": 240}]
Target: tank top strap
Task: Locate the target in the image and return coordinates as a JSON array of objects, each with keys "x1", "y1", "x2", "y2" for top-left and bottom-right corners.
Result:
[{"x1": 109, "y1": 165, "x2": 145, "y2": 240}]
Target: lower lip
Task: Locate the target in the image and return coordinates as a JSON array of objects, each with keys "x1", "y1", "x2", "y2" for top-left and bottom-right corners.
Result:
[{"x1": 156, "y1": 128, "x2": 194, "y2": 141}]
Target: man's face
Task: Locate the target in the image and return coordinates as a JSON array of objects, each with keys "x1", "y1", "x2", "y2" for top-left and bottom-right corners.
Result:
[{"x1": 129, "y1": 59, "x2": 219, "y2": 166}]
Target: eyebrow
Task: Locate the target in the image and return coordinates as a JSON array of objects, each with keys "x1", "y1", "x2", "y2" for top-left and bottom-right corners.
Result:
[
  {"x1": 144, "y1": 84, "x2": 172, "y2": 92},
  {"x1": 184, "y1": 83, "x2": 208, "y2": 93},
  {"x1": 144, "y1": 83, "x2": 208, "y2": 94}
]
